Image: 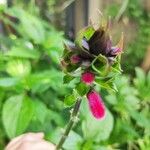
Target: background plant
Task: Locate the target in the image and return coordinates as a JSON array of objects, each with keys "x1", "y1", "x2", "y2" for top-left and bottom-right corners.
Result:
[{"x1": 0, "y1": 1, "x2": 150, "y2": 150}]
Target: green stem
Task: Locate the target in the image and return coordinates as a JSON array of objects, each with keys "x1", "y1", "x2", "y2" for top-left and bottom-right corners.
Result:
[{"x1": 56, "y1": 99, "x2": 82, "y2": 150}]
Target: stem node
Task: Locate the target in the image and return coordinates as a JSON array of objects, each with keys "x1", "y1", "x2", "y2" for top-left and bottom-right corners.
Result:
[{"x1": 56, "y1": 99, "x2": 82, "y2": 150}]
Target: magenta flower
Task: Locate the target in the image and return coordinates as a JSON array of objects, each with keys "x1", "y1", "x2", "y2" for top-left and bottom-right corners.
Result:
[
  {"x1": 81, "y1": 30, "x2": 124, "y2": 63},
  {"x1": 87, "y1": 91, "x2": 105, "y2": 119},
  {"x1": 81, "y1": 72, "x2": 95, "y2": 85}
]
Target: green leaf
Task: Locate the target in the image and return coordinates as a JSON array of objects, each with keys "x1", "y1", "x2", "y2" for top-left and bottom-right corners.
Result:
[
  {"x1": 64, "y1": 94, "x2": 76, "y2": 107},
  {"x1": 63, "y1": 74, "x2": 74, "y2": 84},
  {"x1": 111, "y1": 56, "x2": 122, "y2": 74},
  {"x1": 83, "y1": 27, "x2": 95, "y2": 40},
  {"x1": 75, "y1": 26, "x2": 95, "y2": 47},
  {"x1": 32, "y1": 100, "x2": 48, "y2": 124},
  {"x1": 128, "y1": 109, "x2": 150, "y2": 129},
  {"x1": 92, "y1": 54, "x2": 109, "y2": 76},
  {"x1": 95, "y1": 78, "x2": 117, "y2": 92},
  {"x1": 6, "y1": 59, "x2": 31, "y2": 77},
  {"x1": 81, "y1": 101, "x2": 114, "y2": 142},
  {"x1": 5, "y1": 46, "x2": 40, "y2": 59},
  {"x1": 9, "y1": 8, "x2": 45, "y2": 43},
  {"x1": 48, "y1": 128, "x2": 83, "y2": 150},
  {"x1": 0, "y1": 77, "x2": 19, "y2": 87},
  {"x1": 134, "y1": 67, "x2": 145, "y2": 86},
  {"x1": 110, "y1": 119, "x2": 139, "y2": 143},
  {"x1": 2, "y1": 95, "x2": 34, "y2": 138},
  {"x1": 76, "y1": 82, "x2": 89, "y2": 96},
  {"x1": 63, "y1": 130, "x2": 83, "y2": 150}
]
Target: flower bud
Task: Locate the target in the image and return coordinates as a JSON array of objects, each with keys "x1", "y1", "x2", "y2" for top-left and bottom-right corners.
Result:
[
  {"x1": 70, "y1": 54, "x2": 81, "y2": 64},
  {"x1": 87, "y1": 91, "x2": 105, "y2": 119},
  {"x1": 81, "y1": 72, "x2": 95, "y2": 85}
]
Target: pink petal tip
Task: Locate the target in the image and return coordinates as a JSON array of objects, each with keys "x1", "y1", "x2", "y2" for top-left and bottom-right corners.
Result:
[
  {"x1": 87, "y1": 91, "x2": 105, "y2": 119},
  {"x1": 81, "y1": 72, "x2": 95, "y2": 85}
]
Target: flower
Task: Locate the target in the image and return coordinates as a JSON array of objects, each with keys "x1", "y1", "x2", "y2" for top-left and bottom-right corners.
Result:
[
  {"x1": 62, "y1": 21, "x2": 124, "y2": 120},
  {"x1": 87, "y1": 90, "x2": 105, "y2": 119},
  {"x1": 81, "y1": 29, "x2": 124, "y2": 62},
  {"x1": 63, "y1": 23, "x2": 124, "y2": 71},
  {"x1": 81, "y1": 72, "x2": 95, "y2": 85}
]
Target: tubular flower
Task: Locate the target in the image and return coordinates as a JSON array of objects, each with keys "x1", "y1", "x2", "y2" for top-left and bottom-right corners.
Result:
[
  {"x1": 62, "y1": 20, "x2": 124, "y2": 120},
  {"x1": 62, "y1": 24, "x2": 123, "y2": 71},
  {"x1": 81, "y1": 72, "x2": 95, "y2": 85},
  {"x1": 87, "y1": 91, "x2": 105, "y2": 119},
  {"x1": 80, "y1": 29, "x2": 124, "y2": 63}
]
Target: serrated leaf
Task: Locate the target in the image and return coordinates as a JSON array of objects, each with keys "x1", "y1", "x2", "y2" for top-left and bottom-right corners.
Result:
[
  {"x1": 63, "y1": 130, "x2": 83, "y2": 150},
  {"x1": 0, "y1": 77, "x2": 19, "y2": 87},
  {"x1": 64, "y1": 94, "x2": 76, "y2": 107},
  {"x1": 75, "y1": 26, "x2": 95, "y2": 47},
  {"x1": 2, "y1": 95, "x2": 34, "y2": 138},
  {"x1": 63, "y1": 74, "x2": 74, "y2": 84},
  {"x1": 49, "y1": 128, "x2": 83, "y2": 150},
  {"x1": 92, "y1": 54, "x2": 109, "y2": 76},
  {"x1": 134, "y1": 67, "x2": 145, "y2": 86},
  {"x1": 76, "y1": 82, "x2": 89, "y2": 96},
  {"x1": 6, "y1": 59, "x2": 31, "y2": 77},
  {"x1": 5, "y1": 47, "x2": 40, "y2": 59},
  {"x1": 95, "y1": 78, "x2": 117, "y2": 92},
  {"x1": 32, "y1": 100, "x2": 48, "y2": 124},
  {"x1": 81, "y1": 100, "x2": 114, "y2": 142},
  {"x1": 81, "y1": 99, "x2": 114, "y2": 141}
]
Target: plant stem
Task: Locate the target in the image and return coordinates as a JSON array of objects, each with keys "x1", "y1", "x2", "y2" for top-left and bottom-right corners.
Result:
[{"x1": 56, "y1": 99, "x2": 82, "y2": 150}]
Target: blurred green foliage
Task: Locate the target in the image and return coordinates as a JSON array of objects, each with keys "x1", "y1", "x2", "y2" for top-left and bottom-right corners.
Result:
[
  {"x1": 0, "y1": 1, "x2": 150, "y2": 150},
  {"x1": 105, "y1": 0, "x2": 150, "y2": 73}
]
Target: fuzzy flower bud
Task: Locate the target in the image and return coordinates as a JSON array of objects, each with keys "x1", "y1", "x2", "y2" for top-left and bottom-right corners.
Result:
[
  {"x1": 87, "y1": 91, "x2": 105, "y2": 119},
  {"x1": 81, "y1": 72, "x2": 95, "y2": 85}
]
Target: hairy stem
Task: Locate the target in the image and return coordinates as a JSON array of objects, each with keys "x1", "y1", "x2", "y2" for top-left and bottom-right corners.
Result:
[{"x1": 56, "y1": 99, "x2": 82, "y2": 150}]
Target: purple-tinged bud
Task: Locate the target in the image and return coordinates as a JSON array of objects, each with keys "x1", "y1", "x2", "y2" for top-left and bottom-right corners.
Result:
[
  {"x1": 81, "y1": 72, "x2": 95, "y2": 85},
  {"x1": 87, "y1": 91, "x2": 105, "y2": 119},
  {"x1": 70, "y1": 54, "x2": 81, "y2": 64},
  {"x1": 111, "y1": 32, "x2": 124, "y2": 55}
]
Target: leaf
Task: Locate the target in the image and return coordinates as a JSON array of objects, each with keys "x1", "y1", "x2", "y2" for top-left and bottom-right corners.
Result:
[
  {"x1": 95, "y1": 78, "x2": 117, "y2": 92},
  {"x1": 64, "y1": 94, "x2": 76, "y2": 107},
  {"x1": 26, "y1": 70, "x2": 63, "y2": 93},
  {"x1": 63, "y1": 130, "x2": 83, "y2": 150},
  {"x1": 81, "y1": 100, "x2": 114, "y2": 142},
  {"x1": 5, "y1": 46, "x2": 40, "y2": 59},
  {"x1": 75, "y1": 26, "x2": 95, "y2": 47},
  {"x1": 134, "y1": 67, "x2": 145, "y2": 87},
  {"x1": 48, "y1": 128, "x2": 83, "y2": 150},
  {"x1": 2, "y1": 95, "x2": 34, "y2": 138},
  {"x1": 0, "y1": 77, "x2": 19, "y2": 87},
  {"x1": 76, "y1": 82, "x2": 90, "y2": 96},
  {"x1": 83, "y1": 27, "x2": 95, "y2": 40},
  {"x1": 92, "y1": 54, "x2": 109, "y2": 76},
  {"x1": 128, "y1": 109, "x2": 150, "y2": 129},
  {"x1": 32, "y1": 100, "x2": 48, "y2": 124},
  {"x1": 6, "y1": 59, "x2": 31, "y2": 77},
  {"x1": 11, "y1": 8, "x2": 45, "y2": 43},
  {"x1": 111, "y1": 119, "x2": 139, "y2": 143},
  {"x1": 63, "y1": 74, "x2": 74, "y2": 84}
]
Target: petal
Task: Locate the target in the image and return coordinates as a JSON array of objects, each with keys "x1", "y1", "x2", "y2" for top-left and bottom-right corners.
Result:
[
  {"x1": 111, "y1": 32, "x2": 124, "y2": 55},
  {"x1": 81, "y1": 72, "x2": 95, "y2": 85},
  {"x1": 82, "y1": 38, "x2": 89, "y2": 50},
  {"x1": 87, "y1": 91, "x2": 105, "y2": 119}
]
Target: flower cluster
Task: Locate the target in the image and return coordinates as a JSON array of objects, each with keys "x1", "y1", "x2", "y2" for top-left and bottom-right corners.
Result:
[{"x1": 62, "y1": 21, "x2": 123, "y2": 119}]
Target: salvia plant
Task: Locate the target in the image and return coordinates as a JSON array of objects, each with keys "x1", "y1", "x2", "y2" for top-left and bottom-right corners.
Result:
[{"x1": 56, "y1": 20, "x2": 124, "y2": 149}]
